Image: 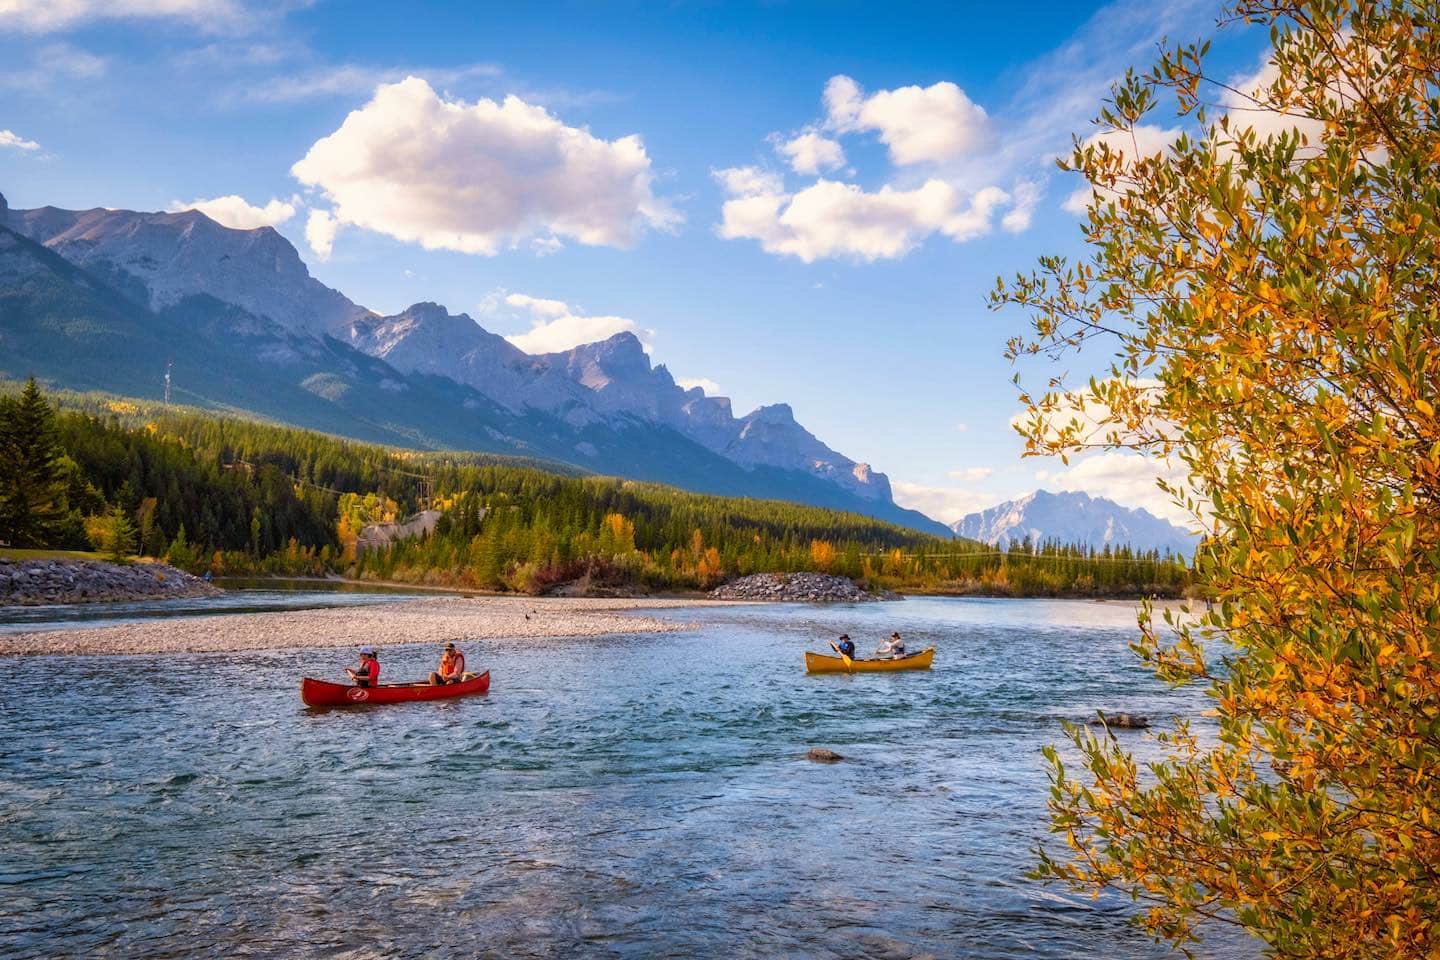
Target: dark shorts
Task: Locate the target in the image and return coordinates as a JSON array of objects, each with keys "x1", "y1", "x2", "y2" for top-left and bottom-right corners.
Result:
[{"x1": 434, "y1": 675, "x2": 460, "y2": 685}]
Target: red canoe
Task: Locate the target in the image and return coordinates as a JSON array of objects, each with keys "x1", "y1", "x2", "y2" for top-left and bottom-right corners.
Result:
[{"x1": 300, "y1": 671, "x2": 491, "y2": 707}]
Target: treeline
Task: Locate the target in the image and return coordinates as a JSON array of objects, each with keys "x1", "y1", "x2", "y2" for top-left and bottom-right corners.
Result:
[{"x1": 0, "y1": 383, "x2": 1191, "y2": 596}]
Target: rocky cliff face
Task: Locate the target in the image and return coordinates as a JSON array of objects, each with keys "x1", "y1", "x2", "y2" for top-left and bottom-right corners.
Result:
[
  {"x1": 1, "y1": 195, "x2": 369, "y2": 337},
  {"x1": 951, "y1": 490, "x2": 1198, "y2": 556},
  {"x1": 0, "y1": 194, "x2": 909, "y2": 522}
]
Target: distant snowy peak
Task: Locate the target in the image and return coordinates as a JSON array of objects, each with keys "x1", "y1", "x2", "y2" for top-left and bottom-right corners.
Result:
[{"x1": 952, "y1": 490, "x2": 1198, "y2": 556}]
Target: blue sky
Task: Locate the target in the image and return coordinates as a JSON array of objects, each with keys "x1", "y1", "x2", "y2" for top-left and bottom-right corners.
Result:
[{"x1": 0, "y1": 0, "x2": 1268, "y2": 525}]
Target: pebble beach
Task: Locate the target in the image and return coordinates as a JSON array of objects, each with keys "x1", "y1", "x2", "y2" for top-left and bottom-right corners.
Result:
[{"x1": 0, "y1": 595, "x2": 699, "y2": 657}]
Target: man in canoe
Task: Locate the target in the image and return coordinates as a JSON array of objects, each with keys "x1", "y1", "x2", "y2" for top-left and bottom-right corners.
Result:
[
  {"x1": 832, "y1": 634, "x2": 857, "y2": 660},
  {"x1": 428, "y1": 641, "x2": 465, "y2": 685},
  {"x1": 346, "y1": 647, "x2": 380, "y2": 687},
  {"x1": 876, "y1": 632, "x2": 907, "y2": 658}
]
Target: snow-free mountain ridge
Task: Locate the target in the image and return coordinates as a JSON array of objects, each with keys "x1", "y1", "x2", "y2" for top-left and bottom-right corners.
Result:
[{"x1": 951, "y1": 490, "x2": 1199, "y2": 556}]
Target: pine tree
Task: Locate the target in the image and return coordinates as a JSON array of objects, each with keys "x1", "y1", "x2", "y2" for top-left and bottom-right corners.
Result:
[
  {"x1": 104, "y1": 504, "x2": 138, "y2": 563},
  {"x1": 0, "y1": 379, "x2": 69, "y2": 547}
]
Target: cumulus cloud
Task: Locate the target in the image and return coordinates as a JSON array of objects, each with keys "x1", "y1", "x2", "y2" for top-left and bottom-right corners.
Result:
[
  {"x1": 676, "y1": 377, "x2": 721, "y2": 395},
  {"x1": 0, "y1": 0, "x2": 243, "y2": 33},
  {"x1": 1001, "y1": 179, "x2": 1042, "y2": 232},
  {"x1": 890, "y1": 480, "x2": 998, "y2": 526},
  {"x1": 716, "y1": 166, "x2": 1009, "y2": 262},
  {"x1": 776, "y1": 130, "x2": 845, "y2": 175},
  {"x1": 291, "y1": 77, "x2": 679, "y2": 257},
  {"x1": 824, "y1": 74, "x2": 990, "y2": 166},
  {"x1": 503, "y1": 293, "x2": 653, "y2": 355},
  {"x1": 1062, "y1": 123, "x2": 1182, "y2": 213},
  {"x1": 1034, "y1": 452, "x2": 1200, "y2": 529},
  {"x1": 305, "y1": 208, "x2": 339, "y2": 260},
  {"x1": 168, "y1": 194, "x2": 296, "y2": 229},
  {"x1": 948, "y1": 467, "x2": 994, "y2": 481},
  {"x1": 0, "y1": 129, "x2": 40, "y2": 151}
]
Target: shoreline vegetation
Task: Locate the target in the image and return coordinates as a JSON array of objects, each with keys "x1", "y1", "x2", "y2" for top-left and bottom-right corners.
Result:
[{"x1": 0, "y1": 381, "x2": 1195, "y2": 606}]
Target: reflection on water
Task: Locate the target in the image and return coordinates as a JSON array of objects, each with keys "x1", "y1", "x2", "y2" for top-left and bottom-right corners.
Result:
[{"x1": 0, "y1": 597, "x2": 1256, "y2": 959}]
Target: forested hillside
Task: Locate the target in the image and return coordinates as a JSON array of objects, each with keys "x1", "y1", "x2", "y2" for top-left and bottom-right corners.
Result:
[{"x1": 0, "y1": 382, "x2": 1191, "y2": 597}]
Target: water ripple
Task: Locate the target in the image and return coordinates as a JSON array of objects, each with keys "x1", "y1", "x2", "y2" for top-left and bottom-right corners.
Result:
[{"x1": 0, "y1": 596, "x2": 1256, "y2": 958}]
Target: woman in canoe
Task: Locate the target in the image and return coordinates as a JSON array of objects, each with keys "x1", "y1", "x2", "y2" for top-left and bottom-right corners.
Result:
[
  {"x1": 346, "y1": 647, "x2": 380, "y2": 687},
  {"x1": 876, "y1": 632, "x2": 906, "y2": 659},
  {"x1": 429, "y1": 641, "x2": 465, "y2": 685}
]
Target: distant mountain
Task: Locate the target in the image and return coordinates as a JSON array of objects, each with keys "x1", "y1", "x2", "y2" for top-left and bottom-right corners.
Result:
[
  {"x1": 951, "y1": 490, "x2": 1198, "y2": 556},
  {"x1": 0, "y1": 191, "x2": 948, "y2": 537}
]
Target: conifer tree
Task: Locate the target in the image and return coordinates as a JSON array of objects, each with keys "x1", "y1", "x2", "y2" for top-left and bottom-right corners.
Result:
[{"x1": 0, "y1": 378, "x2": 69, "y2": 547}]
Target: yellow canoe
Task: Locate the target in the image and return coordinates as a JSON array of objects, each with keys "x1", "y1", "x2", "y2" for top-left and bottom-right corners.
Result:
[{"x1": 805, "y1": 647, "x2": 935, "y2": 674}]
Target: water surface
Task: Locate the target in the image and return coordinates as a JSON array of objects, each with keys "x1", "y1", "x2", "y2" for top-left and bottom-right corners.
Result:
[{"x1": 0, "y1": 597, "x2": 1256, "y2": 958}]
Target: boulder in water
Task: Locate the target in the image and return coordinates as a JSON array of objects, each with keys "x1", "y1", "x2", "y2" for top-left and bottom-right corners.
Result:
[{"x1": 1090, "y1": 712, "x2": 1151, "y2": 729}]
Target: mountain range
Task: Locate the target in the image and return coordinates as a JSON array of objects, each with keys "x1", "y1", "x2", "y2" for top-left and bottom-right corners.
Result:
[
  {"x1": 951, "y1": 490, "x2": 1199, "y2": 556},
  {"x1": 0, "y1": 191, "x2": 950, "y2": 536}
]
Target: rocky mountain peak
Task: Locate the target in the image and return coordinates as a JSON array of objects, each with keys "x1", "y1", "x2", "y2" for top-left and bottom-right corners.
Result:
[
  {"x1": 2, "y1": 200, "x2": 369, "y2": 337},
  {"x1": 748, "y1": 402, "x2": 796, "y2": 424}
]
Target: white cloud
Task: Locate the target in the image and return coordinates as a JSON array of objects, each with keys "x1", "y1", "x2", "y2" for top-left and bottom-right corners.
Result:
[
  {"x1": 676, "y1": 377, "x2": 721, "y2": 396},
  {"x1": 168, "y1": 194, "x2": 296, "y2": 229},
  {"x1": 1062, "y1": 123, "x2": 1182, "y2": 213},
  {"x1": 0, "y1": 0, "x2": 242, "y2": 33},
  {"x1": 0, "y1": 129, "x2": 40, "y2": 151},
  {"x1": 503, "y1": 293, "x2": 653, "y2": 355},
  {"x1": 1001, "y1": 179, "x2": 1042, "y2": 232},
  {"x1": 948, "y1": 467, "x2": 994, "y2": 481},
  {"x1": 291, "y1": 76, "x2": 679, "y2": 256},
  {"x1": 776, "y1": 130, "x2": 845, "y2": 175},
  {"x1": 824, "y1": 74, "x2": 990, "y2": 166},
  {"x1": 954, "y1": 422, "x2": 969, "y2": 433},
  {"x1": 716, "y1": 166, "x2": 1009, "y2": 262},
  {"x1": 1035, "y1": 452, "x2": 1200, "y2": 529},
  {"x1": 891, "y1": 480, "x2": 999, "y2": 526},
  {"x1": 304, "y1": 208, "x2": 339, "y2": 260}
]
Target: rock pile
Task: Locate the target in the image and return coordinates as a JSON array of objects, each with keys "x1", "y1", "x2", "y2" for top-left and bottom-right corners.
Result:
[
  {"x1": 0, "y1": 558, "x2": 221, "y2": 606},
  {"x1": 709, "y1": 572, "x2": 899, "y2": 603}
]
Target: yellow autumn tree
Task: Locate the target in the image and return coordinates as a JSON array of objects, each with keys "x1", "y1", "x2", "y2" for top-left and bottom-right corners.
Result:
[
  {"x1": 809, "y1": 539, "x2": 836, "y2": 572},
  {"x1": 994, "y1": 2, "x2": 1439, "y2": 956}
]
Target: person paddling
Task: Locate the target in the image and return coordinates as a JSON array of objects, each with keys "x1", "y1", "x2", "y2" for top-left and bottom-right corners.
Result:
[
  {"x1": 831, "y1": 634, "x2": 857, "y2": 661},
  {"x1": 876, "y1": 631, "x2": 906, "y2": 659},
  {"x1": 429, "y1": 641, "x2": 465, "y2": 686},
  {"x1": 346, "y1": 647, "x2": 380, "y2": 687}
]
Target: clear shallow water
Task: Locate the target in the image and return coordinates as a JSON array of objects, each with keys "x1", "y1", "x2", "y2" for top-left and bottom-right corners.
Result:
[{"x1": 0, "y1": 597, "x2": 1257, "y2": 959}]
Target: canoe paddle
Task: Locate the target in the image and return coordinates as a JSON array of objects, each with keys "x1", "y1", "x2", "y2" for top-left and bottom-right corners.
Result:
[{"x1": 829, "y1": 641, "x2": 853, "y2": 671}]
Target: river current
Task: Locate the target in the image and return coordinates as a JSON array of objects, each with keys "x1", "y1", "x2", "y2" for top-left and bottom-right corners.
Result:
[{"x1": 0, "y1": 596, "x2": 1257, "y2": 959}]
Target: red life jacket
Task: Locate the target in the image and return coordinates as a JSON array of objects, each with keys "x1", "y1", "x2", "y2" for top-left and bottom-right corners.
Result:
[{"x1": 364, "y1": 658, "x2": 380, "y2": 683}]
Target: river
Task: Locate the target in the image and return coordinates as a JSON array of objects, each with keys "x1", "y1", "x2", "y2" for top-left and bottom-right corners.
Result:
[{"x1": 0, "y1": 594, "x2": 1257, "y2": 958}]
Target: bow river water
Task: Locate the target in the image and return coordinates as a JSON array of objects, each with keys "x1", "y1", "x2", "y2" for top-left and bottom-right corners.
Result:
[{"x1": 1, "y1": 595, "x2": 1258, "y2": 959}]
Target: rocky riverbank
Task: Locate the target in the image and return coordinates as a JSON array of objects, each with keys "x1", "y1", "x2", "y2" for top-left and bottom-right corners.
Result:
[
  {"x1": 0, "y1": 595, "x2": 697, "y2": 656},
  {"x1": 709, "y1": 572, "x2": 899, "y2": 603},
  {"x1": 0, "y1": 558, "x2": 221, "y2": 606}
]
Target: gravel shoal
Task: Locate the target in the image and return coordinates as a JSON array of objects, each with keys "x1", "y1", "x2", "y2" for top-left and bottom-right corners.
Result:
[{"x1": 0, "y1": 596, "x2": 699, "y2": 657}]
